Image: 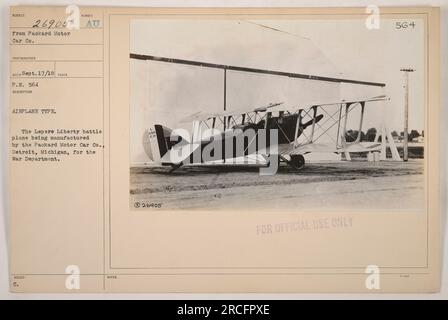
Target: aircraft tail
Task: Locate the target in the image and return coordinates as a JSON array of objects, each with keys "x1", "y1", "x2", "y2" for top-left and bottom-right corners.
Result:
[{"x1": 142, "y1": 125, "x2": 186, "y2": 163}]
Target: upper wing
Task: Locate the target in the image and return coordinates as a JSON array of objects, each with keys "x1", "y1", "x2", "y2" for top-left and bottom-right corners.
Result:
[
  {"x1": 179, "y1": 95, "x2": 388, "y2": 124},
  {"x1": 287, "y1": 95, "x2": 388, "y2": 112},
  {"x1": 179, "y1": 102, "x2": 284, "y2": 123}
]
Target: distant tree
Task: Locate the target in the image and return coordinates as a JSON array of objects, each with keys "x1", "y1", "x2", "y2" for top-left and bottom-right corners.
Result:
[
  {"x1": 345, "y1": 130, "x2": 356, "y2": 142},
  {"x1": 345, "y1": 130, "x2": 365, "y2": 142},
  {"x1": 361, "y1": 131, "x2": 366, "y2": 141},
  {"x1": 391, "y1": 130, "x2": 398, "y2": 137},
  {"x1": 409, "y1": 130, "x2": 421, "y2": 141},
  {"x1": 365, "y1": 128, "x2": 377, "y2": 142}
]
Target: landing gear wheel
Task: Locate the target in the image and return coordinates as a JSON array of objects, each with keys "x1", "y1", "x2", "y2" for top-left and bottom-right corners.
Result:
[{"x1": 289, "y1": 154, "x2": 305, "y2": 169}]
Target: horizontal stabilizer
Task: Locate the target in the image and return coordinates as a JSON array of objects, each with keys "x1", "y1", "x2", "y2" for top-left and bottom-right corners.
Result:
[{"x1": 160, "y1": 143, "x2": 201, "y2": 165}]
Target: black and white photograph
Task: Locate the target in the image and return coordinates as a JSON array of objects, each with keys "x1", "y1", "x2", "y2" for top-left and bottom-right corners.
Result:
[
  {"x1": 3, "y1": 3, "x2": 445, "y2": 298},
  {"x1": 129, "y1": 17, "x2": 425, "y2": 211}
]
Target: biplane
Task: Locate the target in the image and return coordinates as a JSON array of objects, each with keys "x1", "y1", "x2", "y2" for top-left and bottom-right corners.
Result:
[{"x1": 131, "y1": 53, "x2": 396, "y2": 172}]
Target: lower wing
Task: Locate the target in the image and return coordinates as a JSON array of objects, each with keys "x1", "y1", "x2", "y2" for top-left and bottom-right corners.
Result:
[{"x1": 287, "y1": 142, "x2": 382, "y2": 155}]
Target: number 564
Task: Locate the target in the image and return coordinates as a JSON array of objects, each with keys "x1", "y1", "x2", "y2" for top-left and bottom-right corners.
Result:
[{"x1": 396, "y1": 21, "x2": 416, "y2": 29}]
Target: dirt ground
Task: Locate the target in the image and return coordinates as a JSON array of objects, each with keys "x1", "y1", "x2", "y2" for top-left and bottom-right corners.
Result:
[{"x1": 129, "y1": 159, "x2": 425, "y2": 211}]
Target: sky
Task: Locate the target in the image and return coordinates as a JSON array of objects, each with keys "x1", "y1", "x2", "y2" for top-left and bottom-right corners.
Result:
[
  {"x1": 267, "y1": 18, "x2": 425, "y2": 132},
  {"x1": 130, "y1": 17, "x2": 425, "y2": 162}
]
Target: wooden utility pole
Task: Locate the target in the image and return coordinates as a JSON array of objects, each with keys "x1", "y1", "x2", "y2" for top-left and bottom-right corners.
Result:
[
  {"x1": 400, "y1": 68, "x2": 415, "y2": 162},
  {"x1": 223, "y1": 68, "x2": 227, "y2": 111}
]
